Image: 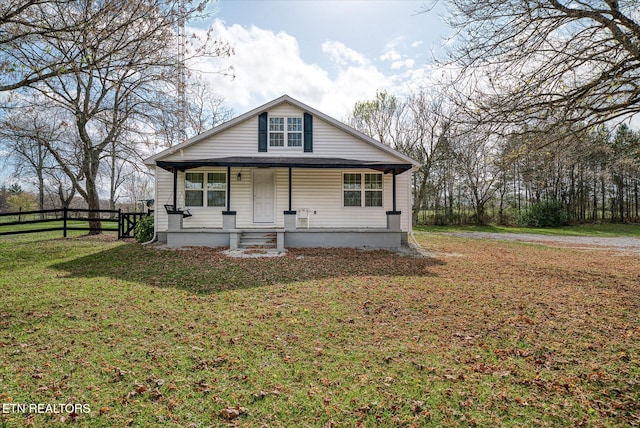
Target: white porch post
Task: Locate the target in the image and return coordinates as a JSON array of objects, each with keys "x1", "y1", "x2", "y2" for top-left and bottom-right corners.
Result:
[
  {"x1": 284, "y1": 167, "x2": 297, "y2": 230},
  {"x1": 386, "y1": 171, "x2": 401, "y2": 231},
  {"x1": 222, "y1": 166, "x2": 237, "y2": 230}
]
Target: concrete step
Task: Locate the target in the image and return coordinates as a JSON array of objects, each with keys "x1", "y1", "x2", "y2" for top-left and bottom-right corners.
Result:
[{"x1": 239, "y1": 232, "x2": 277, "y2": 249}]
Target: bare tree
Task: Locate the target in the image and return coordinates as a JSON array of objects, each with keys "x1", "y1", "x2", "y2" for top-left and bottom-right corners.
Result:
[
  {"x1": 348, "y1": 90, "x2": 452, "y2": 225},
  {"x1": 349, "y1": 90, "x2": 408, "y2": 148},
  {"x1": 452, "y1": 132, "x2": 500, "y2": 225},
  {"x1": 1, "y1": 0, "x2": 83, "y2": 91},
  {"x1": 4, "y1": 0, "x2": 232, "y2": 233},
  {"x1": 152, "y1": 76, "x2": 234, "y2": 148},
  {"x1": 406, "y1": 90, "x2": 451, "y2": 225},
  {"x1": 442, "y1": 0, "x2": 640, "y2": 137},
  {"x1": 0, "y1": 104, "x2": 72, "y2": 213}
]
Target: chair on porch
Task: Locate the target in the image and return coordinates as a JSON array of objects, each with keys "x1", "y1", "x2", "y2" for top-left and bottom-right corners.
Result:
[
  {"x1": 296, "y1": 208, "x2": 310, "y2": 228},
  {"x1": 164, "y1": 204, "x2": 192, "y2": 218}
]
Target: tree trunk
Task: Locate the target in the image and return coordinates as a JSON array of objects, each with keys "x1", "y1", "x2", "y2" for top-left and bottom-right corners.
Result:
[{"x1": 85, "y1": 150, "x2": 102, "y2": 235}]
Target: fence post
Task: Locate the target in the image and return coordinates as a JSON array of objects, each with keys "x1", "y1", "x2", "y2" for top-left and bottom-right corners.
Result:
[
  {"x1": 63, "y1": 207, "x2": 67, "y2": 238},
  {"x1": 117, "y1": 209, "x2": 122, "y2": 239},
  {"x1": 18, "y1": 207, "x2": 22, "y2": 223}
]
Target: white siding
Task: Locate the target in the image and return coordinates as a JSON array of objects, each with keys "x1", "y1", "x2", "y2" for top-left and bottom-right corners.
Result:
[
  {"x1": 155, "y1": 167, "x2": 412, "y2": 232},
  {"x1": 160, "y1": 104, "x2": 403, "y2": 163}
]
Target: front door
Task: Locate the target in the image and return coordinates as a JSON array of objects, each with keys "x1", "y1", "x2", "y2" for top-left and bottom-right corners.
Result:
[{"x1": 253, "y1": 169, "x2": 275, "y2": 223}]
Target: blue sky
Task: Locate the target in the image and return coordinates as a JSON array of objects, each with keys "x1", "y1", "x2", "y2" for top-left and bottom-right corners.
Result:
[{"x1": 192, "y1": 0, "x2": 452, "y2": 120}]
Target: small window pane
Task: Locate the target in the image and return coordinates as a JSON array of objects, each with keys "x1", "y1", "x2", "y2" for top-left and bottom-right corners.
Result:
[
  {"x1": 207, "y1": 190, "x2": 225, "y2": 207},
  {"x1": 269, "y1": 117, "x2": 284, "y2": 131},
  {"x1": 287, "y1": 117, "x2": 302, "y2": 131},
  {"x1": 288, "y1": 133, "x2": 302, "y2": 147},
  {"x1": 270, "y1": 133, "x2": 284, "y2": 146},
  {"x1": 365, "y1": 174, "x2": 382, "y2": 190},
  {"x1": 207, "y1": 172, "x2": 226, "y2": 190},
  {"x1": 185, "y1": 172, "x2": 203, "y2": 189},
  {"x1": 343, "y1": 173, "x2": 361, "y2": 190},
  {"x1": 365, "y1": 190, "x2": 382, "y2": 207},
  {"x1": 185, "y1": 190, "x2": 203, "y2": 206},
  {"x1": 344, "y1": 191, "x2": 361, "y2": 207}
]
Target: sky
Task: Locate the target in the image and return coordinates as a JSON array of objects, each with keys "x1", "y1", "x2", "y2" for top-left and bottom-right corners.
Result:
[{"x1": 189, "y1": 0, "x2": 453, "y2": 121}]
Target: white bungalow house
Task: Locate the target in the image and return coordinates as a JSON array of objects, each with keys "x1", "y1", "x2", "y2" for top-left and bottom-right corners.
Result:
[{"x1": 144, "y1": 95, "x2": 420, "y2": 250}]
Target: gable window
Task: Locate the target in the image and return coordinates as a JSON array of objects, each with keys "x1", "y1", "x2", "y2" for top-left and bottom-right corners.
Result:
[
  {"x1": 185, "y1": 171, "x2": 226, "y2": 207},
  {"x1": 343, "y1": 173, "x2": 383, "y2": 207},
  {"x1": 269, "y1": 117, "x2": 303, "y2": 148}
]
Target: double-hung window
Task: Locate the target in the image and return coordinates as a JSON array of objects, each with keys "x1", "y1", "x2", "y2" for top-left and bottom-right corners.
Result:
[
  {"x1": 343, "y1": 173, "x2": 383, "y2": 207},
  {"x1": 185, "y1": 172, "x2": 226, "y2": 207},
  {"x1": 269, "y1": 117, "x2": 303, "y2": 148}
]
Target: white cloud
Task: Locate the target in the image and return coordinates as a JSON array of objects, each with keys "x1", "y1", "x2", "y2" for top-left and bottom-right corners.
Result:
[
  {"x1": 380, "y1": 49, "x2": 402, "y2": 62},
  {"x1": 321, "y1": 41, "x2": 369, "y2": 67},
  {"x1": 193, "y1": 20, "x2": 433, "y2": 120},
  {"x1": 411, "y1": 41, "x2": 424, "y2": 48},
  {"x1": 391, "y1": 59, "x2": 415, "y2": 70}
]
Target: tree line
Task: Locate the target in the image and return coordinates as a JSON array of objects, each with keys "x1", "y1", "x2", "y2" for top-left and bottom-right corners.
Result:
[{"x1": 349, "y1": 90, "x2": 639, "y2": 226}]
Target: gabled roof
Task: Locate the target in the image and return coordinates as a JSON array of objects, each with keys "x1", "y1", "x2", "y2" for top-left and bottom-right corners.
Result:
[{"x1": 143, "y1": 94, "x2": 420, "y2": 167}]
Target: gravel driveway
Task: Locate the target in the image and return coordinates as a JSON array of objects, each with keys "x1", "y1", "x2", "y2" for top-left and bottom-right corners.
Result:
[{"x1": 446, "y1": 232, "x2": 640, "y2": 253}]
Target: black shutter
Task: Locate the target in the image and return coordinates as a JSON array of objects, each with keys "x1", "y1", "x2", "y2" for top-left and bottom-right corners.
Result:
[
  {"x1": 303, "y1": 112, "x2": 313, "y2": 152},
  {"x1": 258, "y1": 112, "x2": 268, "y2": 152}
]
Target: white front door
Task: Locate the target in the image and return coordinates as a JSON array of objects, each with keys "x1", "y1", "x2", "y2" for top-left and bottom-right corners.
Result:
[{"x1": 253, "y1": 169, "x2": 275, "y2": 223}]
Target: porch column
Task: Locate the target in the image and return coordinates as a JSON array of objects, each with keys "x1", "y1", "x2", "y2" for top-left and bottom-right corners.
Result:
[
  {"x1": 284, "y1": 167, "x2": 297, "y2": 230},
  {"x1": 288, "y1": 167, "x2": 292, "y2": 211},
  {"x1": 386, "y1": 171, "x2": 401, "y2": 231},
  {"x1": 222, "y1": 166, "x2": 237, "y2": 230},
  {"x1": 172, "y1": 168, "x2": 178, "y2": 209},
  {"x1": 392, "y1": 172, "x2": 397, "y2": 212}
]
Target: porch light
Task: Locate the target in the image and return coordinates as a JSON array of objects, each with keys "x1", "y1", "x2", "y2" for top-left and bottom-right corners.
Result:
[{"x1": 237, "y1": 172, "x2": 242, "y2": 181}]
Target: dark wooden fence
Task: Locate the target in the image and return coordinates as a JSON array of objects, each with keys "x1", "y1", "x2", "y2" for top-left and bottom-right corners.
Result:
[{"x1": 0, "y1": 208, "x2": 152, "y2": 239}]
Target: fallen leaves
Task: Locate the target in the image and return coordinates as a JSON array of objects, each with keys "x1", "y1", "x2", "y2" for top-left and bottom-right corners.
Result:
[{"x1": 218, "y1": 405, "x2": 247, "y2": 420}]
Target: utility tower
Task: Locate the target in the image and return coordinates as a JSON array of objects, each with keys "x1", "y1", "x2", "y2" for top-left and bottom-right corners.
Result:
[{"x1": 176, "y1": 0, "x2": 187, "y2": 144}]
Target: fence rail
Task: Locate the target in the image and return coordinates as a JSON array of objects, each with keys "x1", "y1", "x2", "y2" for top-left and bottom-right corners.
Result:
[{"x1": 0, "y1": 208, "x2": 150, "y2": 239}]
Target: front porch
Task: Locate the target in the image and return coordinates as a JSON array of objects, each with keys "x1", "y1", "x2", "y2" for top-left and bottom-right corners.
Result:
[{"x1": 155, "y1": 156, "x2": 411, "y2": 249}]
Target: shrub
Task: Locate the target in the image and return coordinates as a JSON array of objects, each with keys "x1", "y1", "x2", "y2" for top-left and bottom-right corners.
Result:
[
  {"x1": 520, "y1": 201, "x2": 568, "y2": 228},
  {"x1": 134, "y1": 215, "x2": 154, "y2": 242}
]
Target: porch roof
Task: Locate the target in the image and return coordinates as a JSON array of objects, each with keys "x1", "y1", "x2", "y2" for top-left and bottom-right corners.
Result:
[{"x1": 156, "y1": 156, "x2": 413, "y2": 175}]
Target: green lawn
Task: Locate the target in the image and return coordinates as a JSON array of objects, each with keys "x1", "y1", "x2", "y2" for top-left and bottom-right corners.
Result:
[
  {"x1": 1, "y1": 234, "x2": 638, "y2": 426},
  {"x1": 0, "y1": 220, "x2": 118, "y2": 239},
  {"x1": 415, "y1": 222, "x2": 640, "y2": 237}
]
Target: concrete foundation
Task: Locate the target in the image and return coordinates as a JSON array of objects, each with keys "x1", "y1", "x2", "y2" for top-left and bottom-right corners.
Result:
[
  {"x1": 166, "y1": 229, "x2": 229, "y2": 248},
  {"x1": 164, "y1": 228, "x2": 403, "y2": 249},
  {"x1": 285, "y1": 229, "x2": 401, "y2": 249}
]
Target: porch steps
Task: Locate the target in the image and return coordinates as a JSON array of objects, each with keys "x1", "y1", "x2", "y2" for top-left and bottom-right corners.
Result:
[{"x1": 239, "y1": 231, "x2": 277, "y2": 249}]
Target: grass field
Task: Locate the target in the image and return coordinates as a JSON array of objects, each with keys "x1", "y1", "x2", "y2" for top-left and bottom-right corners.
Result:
[
  {"x1": 415, "y1": 222, "x2": 640, "y2": 237},
  {"x1": 1, "y1": 232, "x2": 638, "y2": 426}
]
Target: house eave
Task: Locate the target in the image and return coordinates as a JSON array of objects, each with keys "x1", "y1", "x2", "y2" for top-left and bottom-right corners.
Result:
[{"x1": 156, "y1": 156, "x2": 413, "y2": 175}]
